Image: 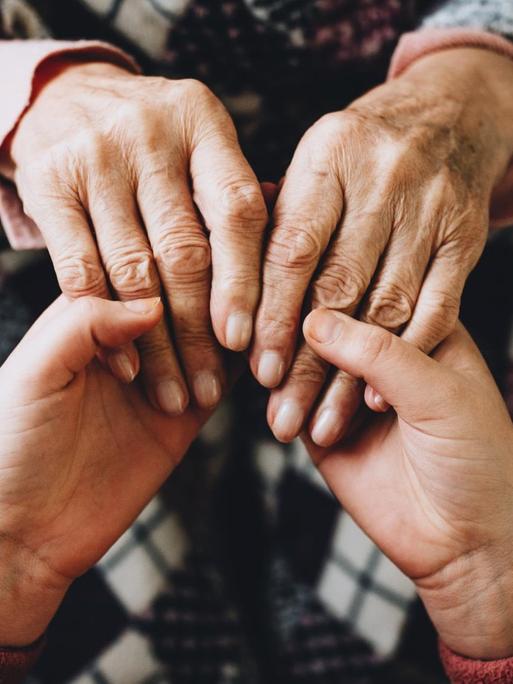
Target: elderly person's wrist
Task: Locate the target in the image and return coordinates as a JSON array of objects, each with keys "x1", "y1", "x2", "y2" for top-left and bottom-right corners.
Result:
[
  {"x1": 417, "y1": 544, "x2": 513, "y2": 660},
  {"x1": 398, "y1": 48, "x2": 513, "y2": 178}
]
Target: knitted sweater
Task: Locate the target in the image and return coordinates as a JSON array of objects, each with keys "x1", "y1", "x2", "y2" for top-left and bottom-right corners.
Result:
[{"x1": 1, "y1": 2, "x2": 513, "y2": 683}]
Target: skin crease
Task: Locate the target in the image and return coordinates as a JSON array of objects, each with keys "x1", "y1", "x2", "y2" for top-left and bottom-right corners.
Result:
[
  {"x1": 2, "y1": 297, "x2": 513, "y2": 663},
  {"x1": 6, "y1": 48, "x2": 513, "y2": 452},
  {"x1": 303, "y1": 309, "x2": 513, "y2": 661},
  {"x1": 0, "y1": 295, "x2": 223, "y2": 646},
  {"x1": 7, "y1": 60, "x2": 269, "y2": 416},
  {"x1": 252, "y1": 48, "x2": 513, "y2": 448}
]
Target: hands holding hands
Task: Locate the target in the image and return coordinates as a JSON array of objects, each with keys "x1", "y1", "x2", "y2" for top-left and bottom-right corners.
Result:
[
  {"x1": 3, "y1": 292, "x2": 513, "y2": 662},
  {"x1": 0, "y1": 295, "x2": 222, "y2": 646},
  {"x1": 303, "y1": 309, "x2": 513, "y2": 660},
  {"x1": 8, "y1": 47, "x2": 513, "y2": 447},
  {"x1": 3, "y1": 44, "x2": 513, "y2": 657}
]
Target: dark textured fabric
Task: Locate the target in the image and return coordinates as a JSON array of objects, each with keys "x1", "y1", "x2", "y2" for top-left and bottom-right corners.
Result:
[{"x1": 0, "y1": 1, "x2": 513, "y2": 682}]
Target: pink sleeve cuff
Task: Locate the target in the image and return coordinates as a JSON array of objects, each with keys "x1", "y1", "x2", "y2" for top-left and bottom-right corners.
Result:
[
  {"x1": 0, "y1": 40, "x2": 139, "y2": 250},
  {"x1": 0, "y1": 635, "x2": 45, "y2": 684},
  {"x1": 440, "y1": 640, "x2": 513, "y2": 683},
  {"x1": 388, "y1": 28, "x2": 513, "y2": 230}
]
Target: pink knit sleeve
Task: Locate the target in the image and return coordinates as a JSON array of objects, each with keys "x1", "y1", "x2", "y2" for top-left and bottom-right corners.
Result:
[
  {"x1": 388, "y1": 28, "x2": 513, "y2": 230},
  {"x1": 0, "y1": 40, "x2": 140, "y2": 250},
  {"x1": 440, "y1": 640, "x2": 513, "y2": 683}
]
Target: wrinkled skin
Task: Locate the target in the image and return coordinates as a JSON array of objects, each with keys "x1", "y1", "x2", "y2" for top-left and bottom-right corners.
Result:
[
  {"x1": 7, "y1": 48, "x2": 513, "y2": 447},
  {"x1": 303, "y1": 309, "x2": 513, "y2": 660},
  {"x1": 8, "y1": 61, "x2": 268, "y2": 414},
  {"x1": 253, "y1": 48, "x2": 513, "y2": 446}
]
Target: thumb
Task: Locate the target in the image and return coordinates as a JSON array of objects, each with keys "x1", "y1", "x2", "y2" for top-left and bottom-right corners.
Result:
[
  {"x1": 5, "y1": 296, "x2": 163, "y2": 395},
  {"x1": 303, "y1": 309, "x2": 448, "y2": 418}
]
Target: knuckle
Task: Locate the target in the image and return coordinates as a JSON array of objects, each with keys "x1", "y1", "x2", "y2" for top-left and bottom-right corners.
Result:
[
  {"x1": 175, "y1": 326, "x2": 215, "y2": 350},
  {"x1": 114, "y1": 100, "x2": 151, "y2": 127},
  {"x1": 268, "y1": 225, "x2": 322, "y2": 272},
  {"x1": 173, "y1": 77, "x2": 211, "y2": 102},
  {"x1": 154, "y1": 235, "x2": 211, "y2": 280},
  {"x1": 418, "y1": 291, "x2": 460, "y2": 344},
  {"x1": 69, "y1": 131, "x2": 108, "y2": 168},
  {"x1": 310, "y1": 111, "x2": 346, "y2": 142},
  {"x1": 135, "y1": 326, "x2": 173, "y2": 361},
  {"x1": 365, "y1": 285, "x2": 414, "y2": 329},
  {"x1": 257, "y1": 309, "x2": 298, "y2": 343},
  {"x1": 108, "y1": 251, "x2": 157, "y2": 298},
  {"x1": 56, "y1": 254, "x2": 105, "y2": 297},
  {"x1": 312, "y1": 260, "x2": 368, "y2": 311},
  {"x1": 219, "y1": 181, "x2": 268, "y2": 227},
  {"x1": 288, "y1": 352, "x2": 327, "y2": 386},
  {"x1": 362, "y1": 327, "x2": 394, "y2": 365}
]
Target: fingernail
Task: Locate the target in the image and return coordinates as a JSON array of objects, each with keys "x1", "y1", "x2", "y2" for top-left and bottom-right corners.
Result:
[
  {"x1": 257, "y1": 351, "x2": 285, "y2": 388},
  {"x1": 225, "y1": 312, "x2": 253, "y2": 351},
  {"x1": 107, "y1": 350, "x2": 137, "y2": 384},
  {"x1": 193, "y1": 371, "x2": 222, "y2": 409},
  {"x1": 272, "y1": 400, "x2": 304, "y2": 443},
  {"x1": 156, "y1": 379, "x2": 187, "y2": 415},
  {"x1": 372, "y1": 390, "x2": 389, "y2": 412},
  {"x1": 311, "y1": 408, "x2": 341, "y2": 447},
  {"x1": 123, "y1": 297, "x2": 161, "y2": 314},
  {"x1": 307, "y1": 310, "x2": 343, "y2": 344}
]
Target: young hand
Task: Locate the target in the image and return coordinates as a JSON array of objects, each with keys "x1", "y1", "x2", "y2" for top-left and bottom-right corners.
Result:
[{"x1": 303, "y1": 309, "x2": 513, "y2": 659}]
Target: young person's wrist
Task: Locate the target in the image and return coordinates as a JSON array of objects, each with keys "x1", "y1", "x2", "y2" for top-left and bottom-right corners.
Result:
[
  {"x1": 0, "y1": 535, "x2": 70, "y2": 646},
  {"x1": 417, "y1": 544, "x2": 513, "y2": 660}
]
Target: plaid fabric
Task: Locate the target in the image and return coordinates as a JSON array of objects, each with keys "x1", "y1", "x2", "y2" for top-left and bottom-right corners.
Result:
[
  {"x1": 4, "y1": 233, "x2": 512, "y2": 683},
  {"x1": 0, "y1": 1, "x2": 513, "y2": 682}
]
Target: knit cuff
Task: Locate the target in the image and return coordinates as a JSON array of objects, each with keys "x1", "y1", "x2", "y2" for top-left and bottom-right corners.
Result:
[
  {"x1": 440, "y1": 640, "x2": 513, "y2": 684},
  {"x1": 0, "y1": 633, "x2": 45, "y2": 683}
]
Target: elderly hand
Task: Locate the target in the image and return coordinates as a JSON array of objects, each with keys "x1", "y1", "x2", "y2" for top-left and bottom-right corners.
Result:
[
  {"x1": 303, "y1": 309, "x2": 513, "y2": 660},
  {"x1": 0, "y1": 295, "x2": 221, "y2": 646},
  {"x1": 8, "y1": 60, "x2": 267, "y2": 414},
  {"x1": 251, "y1": 48, "x2": 513, "y2": 446}
]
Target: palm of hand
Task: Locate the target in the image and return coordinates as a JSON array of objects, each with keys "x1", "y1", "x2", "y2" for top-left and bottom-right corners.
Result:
[
  {"x1": 0, "y1": 361, "x2": 208, "y2": 581},
  {"x1": 311, "y1": 342, "x2": 513, "y2": 583}
]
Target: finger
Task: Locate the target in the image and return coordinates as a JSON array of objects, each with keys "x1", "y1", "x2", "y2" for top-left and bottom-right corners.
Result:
[
  {"x1": 137, "y1": 162, "x2": 224, "y2": 410},
  {"x1": 344, "y1": 227, "x2": 431, "y2": 415},
  {"x1": 89, "y1": 178, "x2": 190, "y2": 414},
  {"x1": 303, "y1": 309, "x2": 452, "y2": 421},
  {"x1": 400, "y1": 244, "x2": 468, "y2": 353},
  {"x1": 5, "y1": 297, "x2": 163, "y2": 398},
  {"x1": 28, "y1": 197, "x2": 108, "y2": 300},
  {"x1": 296, "y1": 209, "x2": 391, "y2": 438},
  {"x1": 191, "y1": 124, "x2": 268, "y2": 352},
  {"x1": 360, "y1": 230, "x2": 432, "y2": 333},
  {"x1": 267, "y1": 343, "x2": 328, "y2": 443},
  {"x1": 20, "y1": 192, "x2": 141, "y2": 384},
  {"x1": 251, "y1": 139, "x2": 343, "y2": 388},
  {"x1": 309, "y1": 372, "x2": 364, "y2": 447}
]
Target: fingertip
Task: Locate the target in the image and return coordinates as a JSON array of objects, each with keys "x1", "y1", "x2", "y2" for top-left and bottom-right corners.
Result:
[
  {"x1": 106, "y1": 347, "x2": 138, "y2": 384},
  {"x1": 225, "y1": 312, "x2": 253, "y2": 352},
  {"x1": 153, "y1": 379, "x2": 189, "y2": 416},
  {"x1": 303, "y1": 308, "x2": 347, "y2": 346},
  {"x1": 364, "y1": 385, "x2": 389, "y2": 413},
  {"x1": 122, "y1": 297, "x2": 162, "y2": 316}
]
